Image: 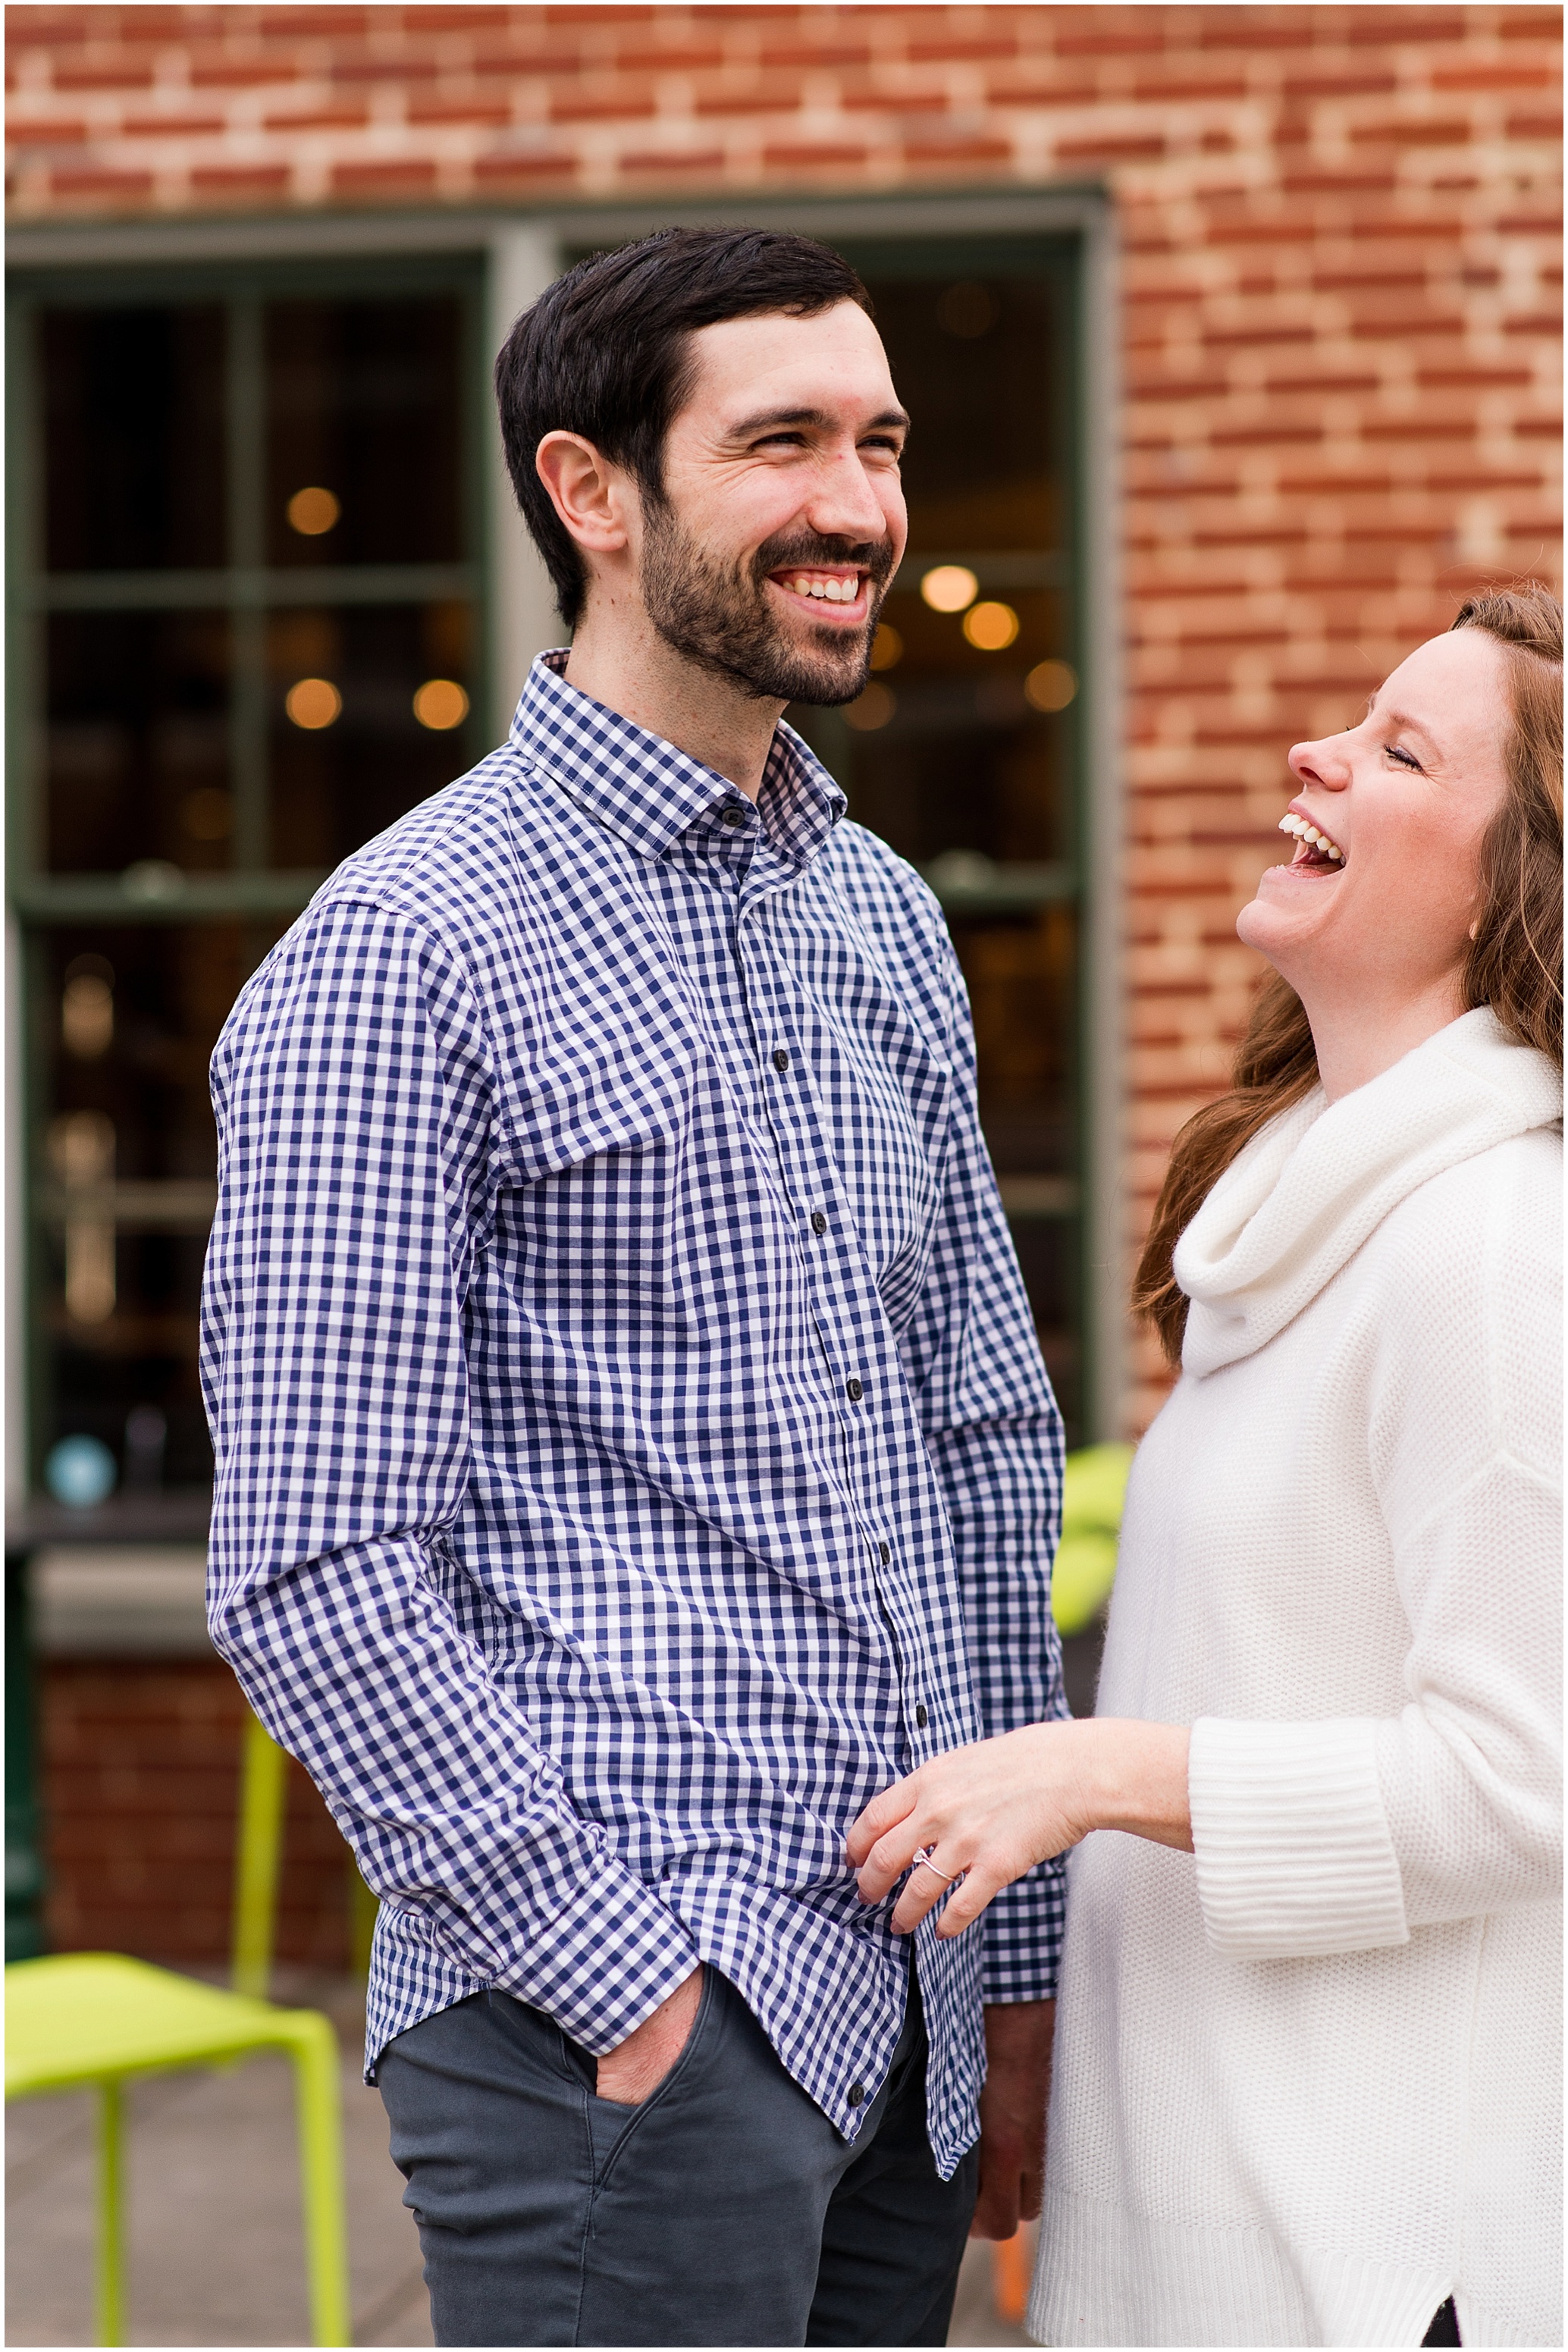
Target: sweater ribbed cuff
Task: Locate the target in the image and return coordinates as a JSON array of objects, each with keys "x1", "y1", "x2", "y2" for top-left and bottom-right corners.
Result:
[{"x1": 1189, "y1": 1717, "x2": 1410, "y2": 1958}]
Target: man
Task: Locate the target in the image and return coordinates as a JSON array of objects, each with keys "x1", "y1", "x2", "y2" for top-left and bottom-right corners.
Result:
[{"x1": 202, "y1": 227, "x2": 1067, "y2": 2348}]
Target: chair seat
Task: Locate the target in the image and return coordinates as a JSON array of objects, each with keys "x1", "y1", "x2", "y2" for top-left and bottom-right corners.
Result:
[{"x1": 5, "y1": 1952, "x2": 318, "y2": 2099}]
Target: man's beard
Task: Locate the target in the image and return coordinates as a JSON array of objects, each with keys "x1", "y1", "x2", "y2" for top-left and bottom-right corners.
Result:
[{"x1": 639, "y1": 506, "x2": 895, "y2": 708}]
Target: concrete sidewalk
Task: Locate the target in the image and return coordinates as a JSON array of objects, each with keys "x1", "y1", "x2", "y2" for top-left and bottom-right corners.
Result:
[{"x1": 5, "y1": 1969, "x2": 1031, "y2": 2347}]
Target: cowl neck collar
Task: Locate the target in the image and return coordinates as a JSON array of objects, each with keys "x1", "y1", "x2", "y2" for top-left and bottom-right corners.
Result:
[{"x1": 1175, "y1": 1007, "x2": 1563, "y2": 1378}]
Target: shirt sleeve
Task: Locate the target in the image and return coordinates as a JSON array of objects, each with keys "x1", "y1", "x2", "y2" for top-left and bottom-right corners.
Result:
[
  {"x1": 898, "y1": 924, "x2": 1069, "y2": 2003},
  {"x1": 1189, "y1": 1150, "x2": 1562, "y2": 1960},
  {"x1": 201, "y1": 897, "x2": 698, "y2": 2052}
]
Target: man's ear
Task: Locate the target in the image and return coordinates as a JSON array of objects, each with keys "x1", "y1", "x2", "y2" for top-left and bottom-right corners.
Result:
[{"x1": 535, "y1": 431, "x2": 635, "y2": 558}]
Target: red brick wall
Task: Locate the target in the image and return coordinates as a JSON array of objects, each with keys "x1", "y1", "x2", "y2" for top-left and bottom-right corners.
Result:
[
  {"x1": 42, "y1": 1658, "x2": 355, "y2": 1966},
  {"x1": 8, "y1": 4, "x2": 1562, "y2": 1428}
]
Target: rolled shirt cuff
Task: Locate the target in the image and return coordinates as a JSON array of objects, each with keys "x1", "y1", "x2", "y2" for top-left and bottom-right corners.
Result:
[
  {"x1": 491, "y1": 1858, "x2": 701, "y2": 2052},
  {"x1": 1189, "y1": 1716, "x2": 1410, "y2": 1959}
]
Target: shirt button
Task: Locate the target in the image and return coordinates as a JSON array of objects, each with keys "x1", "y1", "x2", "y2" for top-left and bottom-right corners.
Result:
[
  {"x1": 878, "y1": 1541, "x2": 890, "y2": 1565},
  {"x1": 845, "y1": 1378, "x2": 863, "y2": 1403},
  {"x1": 915, "y1": 1704, "x2": 929, "y2": 1728},
  {"x1": 811, "y1": 1212, "x2": 828, "y2": 1237},
  {"x1": 721, "y1": 805, "x2": 745, "y2": 827},
  {"x1": 773, "y1": 1049, "x2": 790, "y2": 1073},
  {"x1": 847, "y1": 2081, "x2": 866, "y2": 2106}
]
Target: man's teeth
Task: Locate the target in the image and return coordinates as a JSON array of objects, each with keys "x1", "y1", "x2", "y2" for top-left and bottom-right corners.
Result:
[
  {"x1": 788, "y1": 575, "x2": 859, "y2": 603},
  {"x1": 1277, "y1": 812, "x2": 1344, "y2": 862}
]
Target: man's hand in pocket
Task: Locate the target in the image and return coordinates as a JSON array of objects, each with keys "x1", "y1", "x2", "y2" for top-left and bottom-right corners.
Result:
[{"x1": 594, "y1": 1965, "x2": 705, "y2": 2105}]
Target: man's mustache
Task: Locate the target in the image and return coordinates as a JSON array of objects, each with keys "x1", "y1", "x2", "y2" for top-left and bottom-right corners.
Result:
[{"x1": 749, "y1": 530, "x2": 898, "y2": 593}]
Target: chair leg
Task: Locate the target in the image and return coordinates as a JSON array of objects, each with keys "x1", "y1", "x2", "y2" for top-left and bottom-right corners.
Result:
[
  {"x1": 95, "y1": 2078, "x2": 125, "y2": 2347},
  {"x1": 232, "y1": 1711, "x2": 289, "y2": 2000},
  {"x1": 347, "y1": 1860, "x2": 378, "y2": 1984},
  {"x1": 286, "y1": 2015, "x2": 352, "y2": 2347}
]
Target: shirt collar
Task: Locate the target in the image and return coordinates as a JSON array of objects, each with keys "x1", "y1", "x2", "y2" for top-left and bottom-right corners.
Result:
[{"x1": 511, "y1": 650, "x2": 848, "y2": 869}]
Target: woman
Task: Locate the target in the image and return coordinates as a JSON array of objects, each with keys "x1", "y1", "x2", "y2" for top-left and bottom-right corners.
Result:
[{"x1": 848, "y1": 587, "x2": 1562, "y2": 2348}]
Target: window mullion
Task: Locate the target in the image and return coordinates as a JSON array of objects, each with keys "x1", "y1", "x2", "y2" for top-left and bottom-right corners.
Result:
[{"x1": 226, "y1": 295, "x2": 268, "y2": 876}]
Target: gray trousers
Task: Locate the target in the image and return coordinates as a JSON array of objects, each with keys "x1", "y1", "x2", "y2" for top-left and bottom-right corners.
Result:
[{"x1": 378, "y1": 1966, "x2": 978, "y2": 2347}]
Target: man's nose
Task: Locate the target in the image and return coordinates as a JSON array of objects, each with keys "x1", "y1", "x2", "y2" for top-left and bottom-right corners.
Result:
[{"x1": 803, "y1": 447, "x2": 898, "y2": 544}]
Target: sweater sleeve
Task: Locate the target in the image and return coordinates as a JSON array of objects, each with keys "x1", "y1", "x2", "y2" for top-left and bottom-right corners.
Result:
[{"x1": 1190, "y1": 1136, "x2": 1562, "y2": 1960}]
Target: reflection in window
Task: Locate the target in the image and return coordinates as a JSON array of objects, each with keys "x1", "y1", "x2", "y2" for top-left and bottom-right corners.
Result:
[
  {"x1": 23, "y1": 270, "x2": 481, "y2": 1497},
  {"x1": 43, "y1": 305, "x2": 227, "y2": 574},
  {"x1": 46, "y1": 610, "x2": 230, "y2": 876},
  {"x1": 48, "y1": 1109, "x2": 117, "y2": 1324},
  {"x1": 265, "y1": 296, "x2": 465, "y2": 568},
  {"x1": 268, "y1": 602, "x2": 475, "y2": 867},
  {"x1": 39, "y1": 924, "x2": 281, "y2": 1488},
  {"x1": 790, "y1": 253, "x2": 1083, "y2": 1433}
]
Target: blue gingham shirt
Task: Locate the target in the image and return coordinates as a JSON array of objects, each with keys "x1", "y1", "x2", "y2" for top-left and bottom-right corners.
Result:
[{"x1": 202, "y1": 652, "x2": 1065, "y2": 2175}]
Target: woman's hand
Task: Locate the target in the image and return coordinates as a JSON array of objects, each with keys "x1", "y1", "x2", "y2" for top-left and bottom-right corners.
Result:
[
  {"x1": 847, "y1": 1722, "x2": 1098, "y2": 1937},
  {"x1": 847, "y1": 1718, "x2": 1195, "y2": 1937}
]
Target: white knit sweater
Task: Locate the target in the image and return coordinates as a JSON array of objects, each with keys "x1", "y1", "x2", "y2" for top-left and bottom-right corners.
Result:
[{"x1": 1031, "y1": 1010, "x2": 1563, "y2": 2350}]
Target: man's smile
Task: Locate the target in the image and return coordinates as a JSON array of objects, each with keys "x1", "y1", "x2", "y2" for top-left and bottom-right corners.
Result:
[{"x1": 767, "y1": 565, "x2": 872, "y2": 622}]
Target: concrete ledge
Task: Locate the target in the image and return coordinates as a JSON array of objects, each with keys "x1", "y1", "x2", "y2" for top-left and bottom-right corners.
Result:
[{"x1": 33, "y1": 1547, "x2": 212, "y2": 1657}]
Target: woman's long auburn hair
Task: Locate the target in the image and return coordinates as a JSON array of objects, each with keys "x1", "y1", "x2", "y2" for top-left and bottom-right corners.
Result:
[{"x1": 1132, "y1": 581, "x2": 1564, "y2": 1369}]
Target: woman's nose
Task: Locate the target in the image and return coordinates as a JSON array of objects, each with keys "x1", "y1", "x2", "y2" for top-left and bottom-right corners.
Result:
[{"x1": 1287, "y1": 737, "x2": 1350, "y2": 791}]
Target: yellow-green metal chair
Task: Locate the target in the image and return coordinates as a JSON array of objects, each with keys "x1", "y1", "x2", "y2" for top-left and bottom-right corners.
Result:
[
  {"x1": 231, "y1": 1709, "x2": 379, "y2": 1999},
  {"x1": 1051, "y1": 1442, "x2": 1135, "y2": 1635},
  {"x1": 5, "y1": 1710, "x2": 353, "y2": 2347}
]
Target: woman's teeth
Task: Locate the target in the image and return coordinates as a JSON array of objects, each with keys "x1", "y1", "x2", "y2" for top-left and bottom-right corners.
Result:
[
  {"x1": 1278, "y1": 812, "x2": 1344, "y2": 862},
  {"x1": 787, "y1": 575, "x2": 860, "y2": 603}
]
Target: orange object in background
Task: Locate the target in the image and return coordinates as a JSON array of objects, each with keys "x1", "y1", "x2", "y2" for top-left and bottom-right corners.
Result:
[{"x1": 994, "y1": 2228, "x2": 1033, "y2": 2325}]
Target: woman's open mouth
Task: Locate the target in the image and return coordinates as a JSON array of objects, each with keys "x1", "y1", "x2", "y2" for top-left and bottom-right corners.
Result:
[{"x1": 1277, "y1": 808, "x2": 1346, "y2": 871}]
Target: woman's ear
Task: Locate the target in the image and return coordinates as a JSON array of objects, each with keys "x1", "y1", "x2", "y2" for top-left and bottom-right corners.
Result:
[{"x1": 535, "y1": 431, "x2": 633, "y2": 557}]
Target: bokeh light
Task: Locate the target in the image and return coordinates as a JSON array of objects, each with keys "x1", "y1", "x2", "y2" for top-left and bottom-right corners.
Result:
[
  {"x1": 920, "y1": 565, "x2": 978, "y2": 614},
  {"x1": 1024, "y1": 659, "x2": 1077, "y2": 713},
  {"x1": 844, "y1": 684, "x2": 896, "y2": 732},
  {"x1": 412, "y1": 678, "x2": 469, "y2": 731},
  {"x1": 285, "y1": 677, "x2": 342, "y2": 729},
  {"x1": 287, "y1": 486, "x2": 340, "y2": 536},
  {"x1": 963, "y1": 601, "x2": 1020, "y2": 651}
]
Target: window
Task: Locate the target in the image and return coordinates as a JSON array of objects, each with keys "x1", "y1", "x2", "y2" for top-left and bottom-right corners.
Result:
[
  {"x1": 10, "y1": 215, "x2": 1101, "y2": 1498},
  {"x1": 8, "y1": 257, "x2": 486, "y2": 1497},
  {"x1": 788, "y1": 237, "x2": 1088, "y2": 1441}
]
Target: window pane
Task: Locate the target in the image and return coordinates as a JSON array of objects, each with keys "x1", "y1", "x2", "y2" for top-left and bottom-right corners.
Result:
[
  {"x1": 873, "y1": 273, "x2": 1062, "y2": 555},
  {"x1": 42, "y1": 306, "x2": 227, "y2": 574},
  {"x1": 837, "y1": 585, "x2": 1074, "y2": 867},
  {"x1": 36, "y1": 921, "x2": 280, "y2": 1492},
  {"x1": 265, "y1": 296, "x2": 465, "y2": 568},
  {"x1": 45, "y1": 610, "x2": 231, "y2": 875},
  {"x1": 789, "y1": 253, "x2": 1081, "y2": 1438},
  {"x1": 268, "y1": 600, "x2": 477, "y2": 867}
]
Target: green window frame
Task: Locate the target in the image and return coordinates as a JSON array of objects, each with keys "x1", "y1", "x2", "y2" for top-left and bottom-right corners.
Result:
[{"x1": 7, "y1": 195, "x2": 1120, "y2": 1503}]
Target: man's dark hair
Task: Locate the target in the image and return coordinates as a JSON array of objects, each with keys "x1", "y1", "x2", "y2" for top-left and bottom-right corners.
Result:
[{"x1": 494, "y1": 226, "x2": 873, "y2": 626}]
